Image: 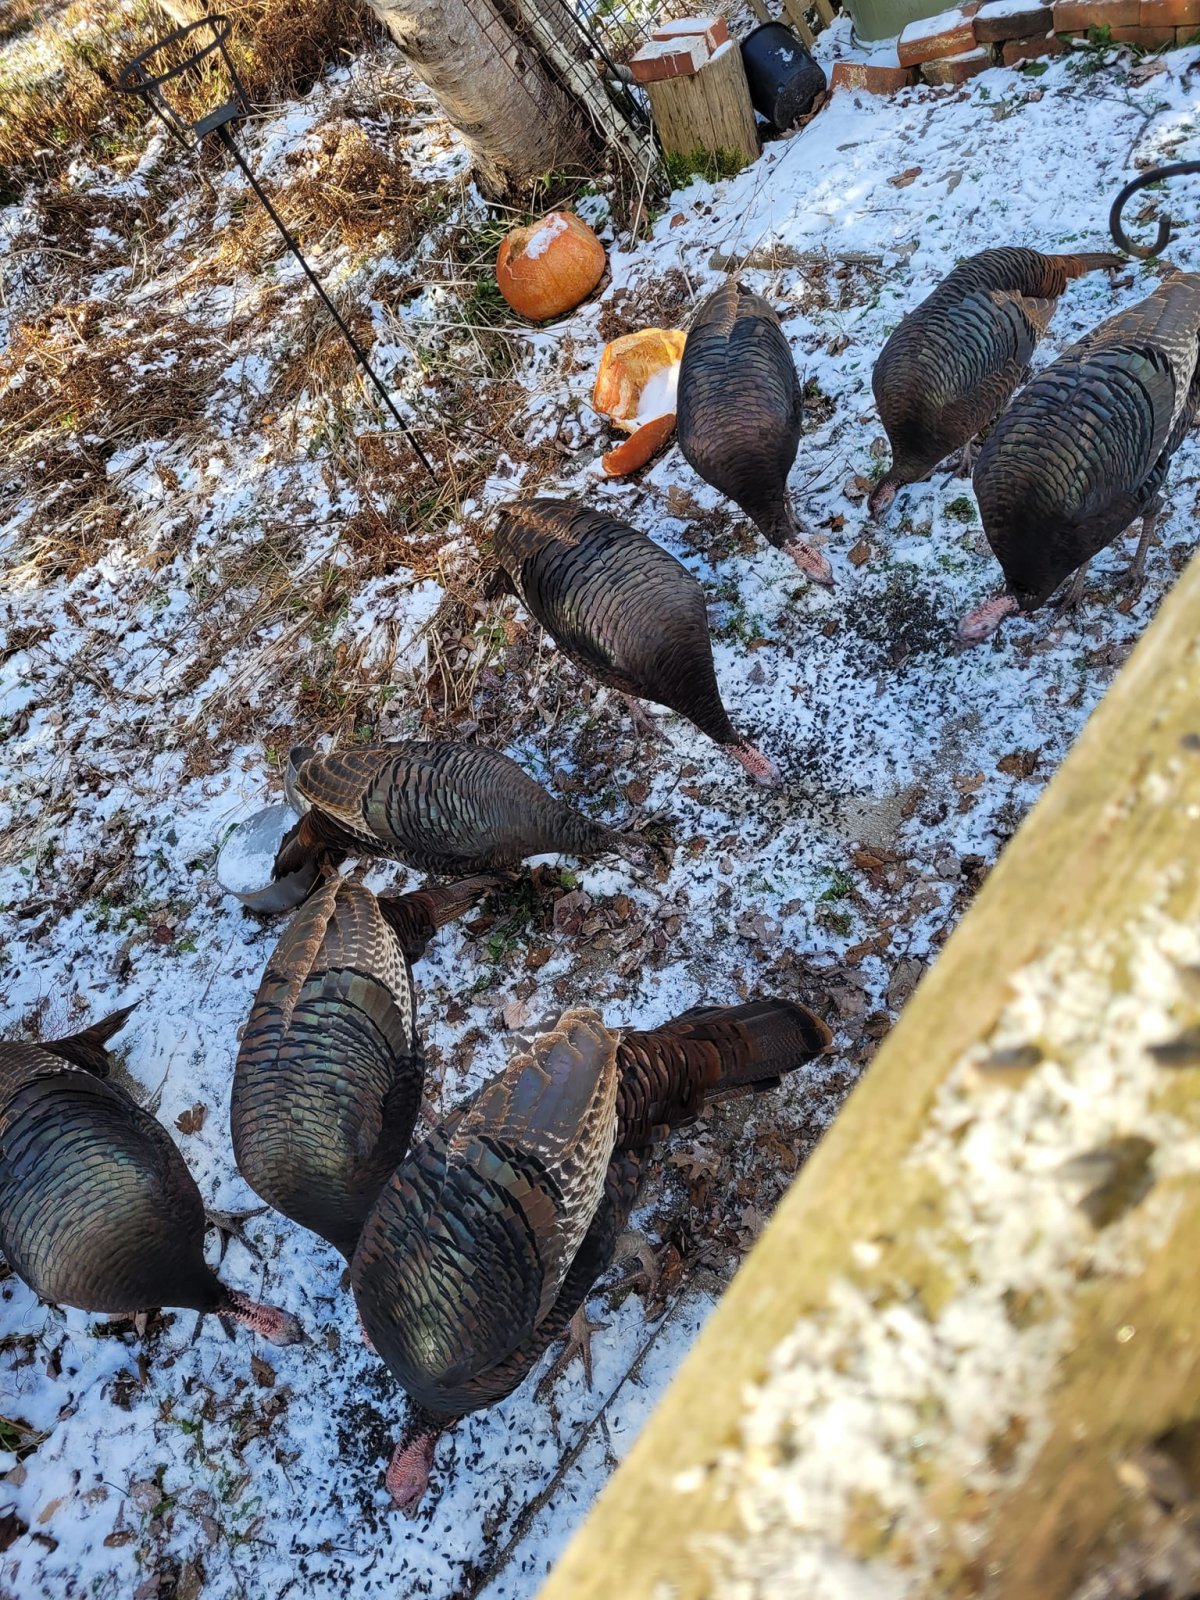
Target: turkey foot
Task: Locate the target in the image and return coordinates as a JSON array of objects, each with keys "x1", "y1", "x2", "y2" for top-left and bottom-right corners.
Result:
[
  {"x1": 1051, "y1": 560, "x2": 1091, "y2": 618},
  {"x1": 621, "y1": 694, "x2": 662, "y2": 742},
  {"x1": 782, "y1": 538, "x2": 835, "y2": 587},
  {"x1": 610, "y1": 1230, "x2": 660, "y2": 1303},
  {"x1": 536, "y1": 1304, "x2": 607, "y2": 1398},
  {"x1": 725, "y1": 741, "x2": 781, "y2": 789},
  {"x1": 957, "y1": 593, "x2": 1019, "y2": 647},
  {"x1": 205, "y1": 1206, "x2": 269, "y2": 1263},
  {"x1": 222, "y1": 1289, "x2": 305, "y2": 1346},
  {"x1": 609, "y1": 828, "x2": 657, "y2": 870},
  {"x1": 359, "y1": 1312, "x2": 378, "y2": 1356},
  {"x1": 955, "y1": 440, "x2": 978, "y2": 477}
]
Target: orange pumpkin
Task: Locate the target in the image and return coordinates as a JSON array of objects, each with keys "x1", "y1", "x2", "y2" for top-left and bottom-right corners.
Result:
[
  {"x1": 601, "y1": 412, "x2": 677, "y2": 477},
  {"x1": 495, "y1": 211, "x2": 606, "y2": 321},
  {"x1": 593, "y1": 328, "x2": 686, "y2": 431}
]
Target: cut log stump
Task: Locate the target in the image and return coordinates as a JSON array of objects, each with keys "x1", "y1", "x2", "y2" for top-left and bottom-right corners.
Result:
[{"x1": 644, "y1": 42, "x2": 759, "y2": 174}]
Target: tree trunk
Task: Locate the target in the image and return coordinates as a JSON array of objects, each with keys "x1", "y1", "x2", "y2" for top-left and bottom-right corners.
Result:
[
  {"x1": 150, "y1": 0, "x2": 598, "y2": 200},
  {"x1": 365, "y1": 0, "x2": 595, "y2": 197}
]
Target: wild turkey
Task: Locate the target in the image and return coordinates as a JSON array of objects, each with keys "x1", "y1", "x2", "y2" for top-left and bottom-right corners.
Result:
[
  {"x1": 960, "y1": 270, "x2": 1200, "y2": 644},
  {"x1": 274, "y1": 739, "x2": 647, "y2": 881},
  {"x1": 0, "y1": 1009, "x2": 302, "y2": 1345},
  {"x1": 231, "y1": 873, "x2": 503, "y2": 1259},
  {"x1": 675, "y1": 279, "x2": 832, "y2": 585},
  {"x1": 352, "y1": 998, "x2": 832, "y2": 1508},
  {"x1": 869, "y1": 247, "x2": 1125, "y2": 518},
  {"x1": 491, "y1": 498, "x2": 779, "y2": 787}
]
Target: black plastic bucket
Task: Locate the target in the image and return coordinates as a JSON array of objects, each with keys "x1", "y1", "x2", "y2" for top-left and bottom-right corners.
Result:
[{"x1": 740, "y1": 23, "x2": 827, "y2": 131}]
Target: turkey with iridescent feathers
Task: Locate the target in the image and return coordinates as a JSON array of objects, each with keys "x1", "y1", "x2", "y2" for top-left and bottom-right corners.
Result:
[
  {"x1": 870, "y1": 247, "x2": 1124, "y2": 518},
  {"x1": 232, "y1": 874, "x2": 505, "y2": 1259},
  {"x1": 491, "y1": 498, "x2": 779, "y2": 786},
  {"x1": 0, "y1": 1008, "x2": 302, "y2": 1346},
  {"x1": 676, "y1": 279, "x2": 833, "y2": 585},
  {"x1": 351, "y1": 999, "x2": 832, "y2": 1509},
  {"x1": 961, "y1": 269, "x2": 1200, "y2": 642}
]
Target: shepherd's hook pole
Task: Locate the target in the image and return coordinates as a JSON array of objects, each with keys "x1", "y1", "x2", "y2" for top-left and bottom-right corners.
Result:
[{"x1": 215, "y1": 123, "x2": 437, "y2": 481}]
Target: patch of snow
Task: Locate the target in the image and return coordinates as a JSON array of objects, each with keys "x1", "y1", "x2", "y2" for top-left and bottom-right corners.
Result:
[
  {"x1": 4, "y1": 18, "x2": 1200, "y2": 1600},
  {"x1": 524, "y1": 213, "x2": 570, "y2": 259},
  {"x1": 634, "y1": 360, "x2": 681, "y2": 424}
]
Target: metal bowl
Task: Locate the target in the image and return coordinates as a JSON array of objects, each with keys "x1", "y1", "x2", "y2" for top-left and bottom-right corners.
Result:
[{"x1": 216, "y1": 801, "x2": 318, "y2": 915}]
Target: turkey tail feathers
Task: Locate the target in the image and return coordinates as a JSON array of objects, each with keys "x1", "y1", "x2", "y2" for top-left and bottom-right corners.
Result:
[
  {"x1": 42, "y1": 1003, "x2": 137, "y2": 1077},
  {"x1": 379, "y1": 874, "x2": 511, "y2": 958},
  {"x1": 616, "y1": 998, "x2": 831, "y2": 1148},
  {"x1": 662, "y1": 999, "x2": 832, "y2": 1096},
  {"x1": 1053, "y1": 251, "x2": 1126, "y2": 279}
]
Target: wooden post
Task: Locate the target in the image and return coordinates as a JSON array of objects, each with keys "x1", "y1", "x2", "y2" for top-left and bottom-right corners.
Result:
[
  {"x1": 645, "y1": 44, "x2": 759, "y2": 173},
  {"x1": 780, "y1": 0, "x2": 817, "y2": 48},
  {"x1": 538, "y1": 549, "x2": 1200, "y2": 1599}
]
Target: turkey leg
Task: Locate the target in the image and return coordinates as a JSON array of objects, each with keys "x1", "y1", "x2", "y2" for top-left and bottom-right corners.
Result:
[
  {"x1": 621, "y1": 693, "x2": 662, "y2": 741},
  {"x1": 536, "y1": 1303, "x2": 608, "y2": 1395},
  {"x1": 1123, "y1": 499, "x2": 1162, "y2": 590},
  {"x1": 1052, "y1": 560, "x2": 1091, "y2": 617}
]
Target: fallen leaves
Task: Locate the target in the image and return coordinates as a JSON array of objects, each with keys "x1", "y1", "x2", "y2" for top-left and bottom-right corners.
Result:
[
  {"x1": 886, "y1": 955, "x2": 926, "y2": 1011},
  {"x1": 996, "y1": 748, "x2": 1040, "y2": 779},
  {"x1": 887, "y1": 166, "x2": 922, "y2": 188},
  {"x1": 174, "y1": 1103, "x2": 207, "y2": 1136}
]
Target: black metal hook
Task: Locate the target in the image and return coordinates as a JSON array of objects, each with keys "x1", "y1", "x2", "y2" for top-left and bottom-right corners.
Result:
[{"x1": 1109, "y1": 159, "x2": 1200, "y2": 259}]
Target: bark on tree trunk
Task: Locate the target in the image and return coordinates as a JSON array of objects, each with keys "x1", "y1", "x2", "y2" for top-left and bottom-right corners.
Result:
[
  {"x1": 365, "y1": 0, "x2": 595, "y2": 198},
  {"x1": 150, "y1": 0, "x2": 597, "y2": 199}
]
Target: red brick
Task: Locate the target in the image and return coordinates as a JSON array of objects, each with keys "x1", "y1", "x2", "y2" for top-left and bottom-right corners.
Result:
[
  {"x1": 975, "y1": 2, "x2": 1053, "y2": 39},
  {"x1": 1110, "y1": 19, "x2": 1178, "y2": 36},
  {"x1": 1141, "y1": 0, "x2": 1200, "y2": 21},
  {"x1": 1052, "y1": 0, "x2": 1139, "y2": 28},
  {"x1": 830, "y1": 59, "x2": 920, "y2": 93},
  {"x1": 1001, "y1": 28, "x2": 1066, "y2": 55},
  {"x1": 898, "y1": 7, "x2": 979, "y2": 65},
  {"x1": 629, "y1": 36, "x2": 709, "y2": 81},
  {"x1": 651, "y1": 14, "x2": 730, "y2": 50},
  {"x1": 921, "y1": 44, "x2": 995, "y2": 78}
]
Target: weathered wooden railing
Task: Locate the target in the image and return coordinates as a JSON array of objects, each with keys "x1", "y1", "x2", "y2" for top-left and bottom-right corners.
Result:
[{"x1": 539, "y1": 547, "x2": 1200, "y2": 1599}]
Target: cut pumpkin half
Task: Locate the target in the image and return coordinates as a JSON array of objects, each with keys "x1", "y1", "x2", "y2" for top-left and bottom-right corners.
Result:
[{"x1": 600, "y1": 411, "x2": 677, "y2": 477}]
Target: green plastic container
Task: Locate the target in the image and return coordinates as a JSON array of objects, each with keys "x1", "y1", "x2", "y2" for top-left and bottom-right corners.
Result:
[{"x1": 842, "y1": 0, "x2": 953, "y2": 43}]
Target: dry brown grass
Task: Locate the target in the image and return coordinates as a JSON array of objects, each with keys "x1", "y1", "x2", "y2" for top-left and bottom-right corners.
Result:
[
  {"x1": 0, "y1": 299, "x2": 224, "y2": 442},
  {"x1": 0, "y1": 296, "x2": 225, "y2": 578},
  {"x1": 0, "y1": 0, "x2": 378, "y2": 190}
]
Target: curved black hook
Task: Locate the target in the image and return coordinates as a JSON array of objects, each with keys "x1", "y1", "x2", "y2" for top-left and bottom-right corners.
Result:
[{"x1": 1109, "y1": 159, "x2": 1200, "y2": 259}]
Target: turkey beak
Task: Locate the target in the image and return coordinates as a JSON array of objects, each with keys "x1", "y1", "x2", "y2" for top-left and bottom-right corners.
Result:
[
  {"x1": 782, "y1": 537, "x2": 835, "y2": 588},
  {"x1": 957, "y1": 593, "x2": 1020, "y2": 647},
  {"x1": 867, "y1": 477, "x2": 897, "y2": 520},
  {"x1": 386, "y1": 1429, "x2": 439, "y2": 1515}
]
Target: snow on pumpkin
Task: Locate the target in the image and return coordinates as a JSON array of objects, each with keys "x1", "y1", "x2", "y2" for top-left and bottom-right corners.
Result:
[{"x1": 495, "y1": 210, "x2": 606, "y2": 321}]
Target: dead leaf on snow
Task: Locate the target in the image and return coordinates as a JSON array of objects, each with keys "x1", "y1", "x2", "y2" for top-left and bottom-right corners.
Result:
[
  {"x1": 996, "y1": 748, "x2": 1040, "y2": 778},
  {"x1": 888, "y1": 166, "x2": 922, "y2": 188},
  {"x1": 887, "y1": 955, "x2": 926, "y2": 1010},
  {"x1": 848, "y1": 538, "x2": 872, "y2": 567},
  {"x1": 174, "y1": 1103, "x2": 207, "y2": 1135}
]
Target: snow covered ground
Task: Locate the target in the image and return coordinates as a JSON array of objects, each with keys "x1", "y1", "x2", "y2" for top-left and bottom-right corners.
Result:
[{"x1": 3, "y1": 14, "x2": 1200, "y2": 1598}]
